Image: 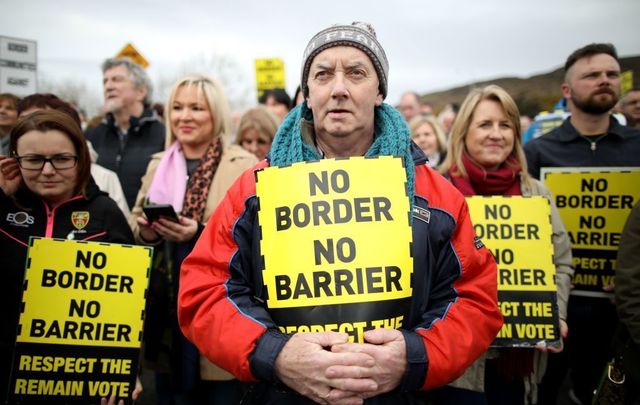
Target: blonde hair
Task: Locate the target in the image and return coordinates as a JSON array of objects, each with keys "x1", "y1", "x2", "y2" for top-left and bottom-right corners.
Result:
[
  {"x1": 408, "y1": 115, "x2": 447, "y2": 154},
  {"x1": 439, "y1": 85, "x2": 531, "y2": 187},
  {"x1": 164, "y1": 74, "x2": 232, "y2": 148},
  {"x1": 235, "y1": 106, "x2": 279, "y2": 145}
]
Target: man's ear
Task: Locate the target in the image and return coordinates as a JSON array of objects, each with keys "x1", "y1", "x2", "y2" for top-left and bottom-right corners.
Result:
[
  {"x1": 561, "y1": 82, "x2": 571, "y2": 100},
  {"x1": 136, "y1": 86, "x2": 148, "y2": 103},
  {"x1": 375, "y1": 93, "x2": 383, "y2": 107}
]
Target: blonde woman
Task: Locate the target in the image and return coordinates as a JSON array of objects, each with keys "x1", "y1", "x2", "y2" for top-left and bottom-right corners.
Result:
[
  {"x1": 130, "y1": 74, "x2": 257, "y2": 403},
  {"x1": 236, "y1": 106, "x2": 279, "y2": 160},
  {"x1": 408, "y1": 114, "x2": 447, "y2": 168},
  {"x1": 435, "y1": 85, "x2": 573, "y2": 404}
]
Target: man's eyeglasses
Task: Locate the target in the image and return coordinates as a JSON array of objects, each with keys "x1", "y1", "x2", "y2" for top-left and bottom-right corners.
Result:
[{"x1": 14, "y1": 154, "x2": 78, "y2": 171}]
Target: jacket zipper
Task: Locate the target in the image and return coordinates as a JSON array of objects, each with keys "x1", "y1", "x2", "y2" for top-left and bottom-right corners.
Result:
[
  {"x1": 42, "y1": 196, "x2": 84, "y2": 238},
  {"x1": 582, "y1": 134, "x2": 607, "y2": 153}
]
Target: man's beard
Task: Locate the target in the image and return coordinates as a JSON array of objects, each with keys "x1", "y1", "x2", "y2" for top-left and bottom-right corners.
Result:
[
  {"x1": 104, "y1": 98, "x2": 124, "y2": 114},
  {"x1": 572, "y1": 87, "x2": 619, "y2": 114}
]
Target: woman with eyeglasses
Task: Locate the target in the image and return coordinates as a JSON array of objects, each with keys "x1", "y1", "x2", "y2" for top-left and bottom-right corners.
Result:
[{"x1": 0, "y1": 109, "x2": 134, "y2": 402}]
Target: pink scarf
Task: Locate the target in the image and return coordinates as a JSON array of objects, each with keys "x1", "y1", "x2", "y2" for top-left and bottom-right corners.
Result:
[{"x1": 146, "y1": 141, "x2": 187, "y2": 212}]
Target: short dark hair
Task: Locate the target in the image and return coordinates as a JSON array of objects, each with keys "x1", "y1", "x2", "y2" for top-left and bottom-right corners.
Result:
[
  {"x1": 259, "y1": 88, "x2": 291, "y2": 110},
  {"x1": 622, "y1": 87, "x2": 640, "y2": 103},
  {"x1": 17, "y1": 93, "x2": 82, "y2": 127},
  {"x1": 564, "y1": 43, "x2": 618, "y2": 73},
  {"x1": 291, "y1": 85, "x2": 303, "y2": 109},
  {"x1": 10, "y1": 110, "x2": 92, "y2": 196}
]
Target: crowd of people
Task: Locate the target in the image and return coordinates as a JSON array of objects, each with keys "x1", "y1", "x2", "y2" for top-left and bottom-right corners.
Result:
[{"x1": 0, "y1": 21, "x2": 639, "y2": 405}]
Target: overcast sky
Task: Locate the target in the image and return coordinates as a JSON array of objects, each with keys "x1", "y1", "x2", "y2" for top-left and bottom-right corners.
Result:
[{"x1": 2, "y1": 0, "x2": 639, "y2": 113}]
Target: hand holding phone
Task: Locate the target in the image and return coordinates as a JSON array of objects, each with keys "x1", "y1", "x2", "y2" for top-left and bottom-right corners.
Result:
[{"x1": 142, "y1": 204, "x2": 179, "y2": 224}]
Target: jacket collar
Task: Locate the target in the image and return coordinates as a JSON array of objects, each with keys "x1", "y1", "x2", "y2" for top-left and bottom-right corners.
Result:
[
  {"x1": 14, "y1": 176, "x2": 105, "y2": 208},
  {"x1": 290, "y1": 118, "x2": 428, "y2": 168},
  {"x1": 556, "y1": 116, "x2": 630, "y2": 142},
  {"x1": 410, "y1": 142, "x2": 428, "y2": 166},
  {"x1": 104, "y1": 107, "x2": 160, "y2": 134}
]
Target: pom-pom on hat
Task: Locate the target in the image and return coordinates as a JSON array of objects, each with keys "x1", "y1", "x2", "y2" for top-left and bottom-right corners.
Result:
[{"x1": 300, "y1": 22, "x2": 389, "y2": 99}]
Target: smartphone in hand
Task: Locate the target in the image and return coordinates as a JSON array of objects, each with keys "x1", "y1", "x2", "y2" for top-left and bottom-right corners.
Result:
[{"x1": 142, "y1": 204, "x2": 179, "y2": 224}]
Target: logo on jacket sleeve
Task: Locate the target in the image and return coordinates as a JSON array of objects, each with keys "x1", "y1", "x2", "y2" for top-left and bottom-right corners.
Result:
[
  {"x1": 71, "y1": 211, "x2": 90, "y2": 230},
  {"x1": 474, "y1": 236, "x2": 485, "y2": 249},
  {"x1": 412, "y1": 206, "x2": 431, "y2": 224},
  {"x1": 6, "y1": 211, "x2": 35, "y2": 227}
]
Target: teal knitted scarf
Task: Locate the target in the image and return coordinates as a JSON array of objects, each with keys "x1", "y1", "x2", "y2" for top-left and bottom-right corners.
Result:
[{"x1": 269, "y1": 102, "x2": 415, "y2": 207}]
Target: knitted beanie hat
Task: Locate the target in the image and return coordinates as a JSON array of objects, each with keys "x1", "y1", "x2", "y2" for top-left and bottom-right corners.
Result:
[{"x1": 300, "y1": 22, "x2": 389, "y2": 99}]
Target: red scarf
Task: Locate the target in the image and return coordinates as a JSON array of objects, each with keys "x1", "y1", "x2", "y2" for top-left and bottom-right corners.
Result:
[
  {"x1": 449, "y1": 153, "x2": 522, "y2": 196},
  {"x1": 450, "y1": 152, "x2": 533, "y2": 378}
]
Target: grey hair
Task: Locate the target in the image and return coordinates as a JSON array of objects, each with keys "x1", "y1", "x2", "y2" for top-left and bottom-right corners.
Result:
[{"x1": 101, "y1": 57, "x2": 153, "y2": 106}]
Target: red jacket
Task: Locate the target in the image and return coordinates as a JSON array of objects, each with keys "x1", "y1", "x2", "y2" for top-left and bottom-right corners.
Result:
[{"x1": 178, "y1": 150, "x2": 502, "y2": 398}]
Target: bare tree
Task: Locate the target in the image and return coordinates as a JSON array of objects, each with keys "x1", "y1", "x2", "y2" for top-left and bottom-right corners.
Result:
[
  {"x1": 38, "y1": 73, "x2": 102, "y2": 115},
  {"x1": 155, "y1": 52, "x2": 255, "y2": 113}
]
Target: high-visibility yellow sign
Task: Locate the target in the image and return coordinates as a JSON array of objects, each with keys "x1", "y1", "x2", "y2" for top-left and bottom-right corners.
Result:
[
  {"x1": 116, "y1": 43, "x2": 149, "y2": 68},
  {"x1": 542, "y1": 167, "x2": 640, "y2": 297},
  {"x1": 9, "y1": 238, "x2": 152, "y2": 402},
  {"x1": 256, "y1": 157, "x2": 413, "y2": 342},
  {"x1": 467, "y1": 196, "x2": 558, "y2": 346},
  {"x1": 621, "y1": 70, "x2": 634, "y2": 95},
  {"x1": 255, "y1": 58, "x2": 285, "y2": 98}
]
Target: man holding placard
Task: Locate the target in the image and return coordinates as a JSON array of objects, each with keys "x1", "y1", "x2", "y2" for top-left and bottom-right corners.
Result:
[
  {"x1": 179, "y1": 22, "x2": 502, "y2": 404},
  {"x1": 524, "y1": 43, "x2": 640, "y2": 404}
]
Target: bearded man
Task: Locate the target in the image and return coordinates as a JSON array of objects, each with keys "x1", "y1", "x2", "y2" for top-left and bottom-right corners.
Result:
[
  {"x1": 524, "y1": 43, "x2": 640, "y2": 178},
  {"x1": 524, "y1": 43, "x2": 640, "y2": 405}
]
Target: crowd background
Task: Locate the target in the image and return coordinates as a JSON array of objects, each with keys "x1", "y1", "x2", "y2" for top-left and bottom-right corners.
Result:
[{"x1": 1, "y1": 7, "x2": 640, "y2": 404}]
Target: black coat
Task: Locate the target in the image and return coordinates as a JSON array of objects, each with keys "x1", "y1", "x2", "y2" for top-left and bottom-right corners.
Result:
[
  {"x1": 85, "y1": 108, "x2": 165, "y2": 209},
  {"x1": 524, "y1": 117, "x2": 640, "y2": 179}
]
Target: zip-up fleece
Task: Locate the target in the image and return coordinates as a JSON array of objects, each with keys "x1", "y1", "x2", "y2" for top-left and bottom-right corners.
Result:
[{"x1": 178, "y1": 146, "x2": 503, "y2": 403}]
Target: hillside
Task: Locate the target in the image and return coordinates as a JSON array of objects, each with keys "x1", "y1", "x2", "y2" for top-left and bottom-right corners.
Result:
[{"x1": 420, "y1": 56, "x2": 640, "y2": 117}]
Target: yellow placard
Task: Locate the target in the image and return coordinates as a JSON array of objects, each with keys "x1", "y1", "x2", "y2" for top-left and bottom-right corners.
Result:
[
  {"x1": 254, "y1": 58, "x2": 285, "y2": 98},
  {"x1": 17, "y1": 238, "x2": 151, "y2": 348},
  {"x1": 467, "y1": 196, "x2": 555, "y2": 292},
  {"x1": 621, "y1": 70, "x2": 634, "y2": 95},
  {"x1": 256, "y1": 157, "x2": 413, "y2": 309},
  {"x1": 542, "y1": 168, "x2": 640, "y2": 295},
  {"x1": 116, "y1": 43, "x2": 149, "y2": 68},
  {"x1": 467, "y1": 196, "x2": 558, "y2": 345},
  {"x1": 542, "y1": 169, "x2": 640, "y2": 251}
]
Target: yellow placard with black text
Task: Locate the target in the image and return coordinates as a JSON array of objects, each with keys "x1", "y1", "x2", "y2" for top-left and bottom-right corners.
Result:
[
  {"x1": 621, "y1": 70, "x2": 633, "y2": 95},
  {"x1": 256, "y1": 157, "x2": 413, "y2": 342},
  {"x1": 254, "y1": 58, "x2": 285, "y2": 99},
  {"x1": 467, "y1": 196, "x2": 559, "y2": 346},
  {"x1": 542, "y1": 168, "x2": 640, "y2": 297},
  {"x1": 9, "y1": 238, "x2": 151, "y2": 403}
]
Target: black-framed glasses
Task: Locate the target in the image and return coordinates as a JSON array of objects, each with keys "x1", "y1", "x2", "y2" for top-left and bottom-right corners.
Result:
[{"x1": 14, "y1": 154, "x2": 78, "y2": 171}]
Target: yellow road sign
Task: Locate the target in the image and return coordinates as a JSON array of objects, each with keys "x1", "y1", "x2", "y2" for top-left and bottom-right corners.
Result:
[{"x1": 116, "y1": 43, "x2": 149, "y2": 68}]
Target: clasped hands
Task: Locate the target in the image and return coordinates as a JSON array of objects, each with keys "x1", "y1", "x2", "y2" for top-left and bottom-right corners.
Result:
[{"x1": 274, "y1": 329, "x2": 406, "y2": 405}]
